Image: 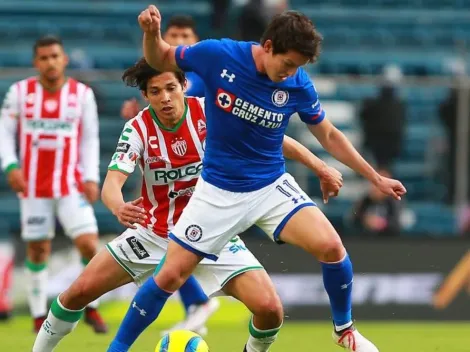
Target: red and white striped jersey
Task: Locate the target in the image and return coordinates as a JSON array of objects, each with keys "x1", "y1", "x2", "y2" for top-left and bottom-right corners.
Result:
[
  {"x1": 108, "y1": 97, "x2": 207, "y2": 238},
  {"x1": 0, "y1": 77, "x2": 99, "y2": 198}
]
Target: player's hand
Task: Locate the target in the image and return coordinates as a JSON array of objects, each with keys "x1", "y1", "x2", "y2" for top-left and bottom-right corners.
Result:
[
  {"x1": 317, "y1": 165, "x2": 343, "y2": 204},
  {"x1": 7, "y1": 168, "x2": 26, "y2": 194},
  {"x1": 114, "y1": 197, "x2": 147, "y2": 229},
  {"x1": 138, "y1": 5, "x2": 161, "y2": 35},
  {"x1": 374, "y1": 176, "x2": 407, "y2": 200},
  {"x1": 121, "y1": 98, "x2": 140, "y2": 120},
  {"x1": 83, "y1": 181, "x2": 100, "y2": 204}
]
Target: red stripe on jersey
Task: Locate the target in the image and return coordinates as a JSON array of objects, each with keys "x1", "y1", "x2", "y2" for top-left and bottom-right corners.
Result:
[
  {"x1": 22, "y1": 135, "x2": 32, "y2": 197},
  {"x1": 35, "y1": 80, "x2": 62, "y2": 197},
  {"x1": 131, "y1": 119, "x2": 145, "y2": 170},
  {"x1": 140, "y1": 177, "x2": 153, "y2": 229},
  {"x1": 75, "y1": 119, "x2": 83, "y2": 193},
  {"x1": 61, "y1": 79, "x2": 78, "y2": 195},
  {"x1": 172, "y1": 178, "x2": 198, "y2": 225},
  {"x1": 142, "y1": 110, "x2": 166, "y2": 169},
  {"x1": 22, "y1": 78, "x2": 37, "y2": 197}
]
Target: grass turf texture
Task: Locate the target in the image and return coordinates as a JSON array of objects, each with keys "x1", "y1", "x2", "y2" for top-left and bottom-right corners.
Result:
[{"x1": 2, "y1": 299, "x2": 469, "y2": 351}]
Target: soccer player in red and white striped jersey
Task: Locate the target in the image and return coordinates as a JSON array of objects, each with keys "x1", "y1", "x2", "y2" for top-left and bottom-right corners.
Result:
[{"x1": 0, "y1": 36, "x2": 107, "y2": 333}]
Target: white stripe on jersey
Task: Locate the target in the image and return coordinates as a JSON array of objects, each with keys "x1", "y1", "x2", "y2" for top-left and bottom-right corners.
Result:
[
  {"x1": 18, "y1": 82, "x2": 27, "y2": 163},
  {"x1": 28, "y1": 82, "x2": 43, "y2": 198},
  {"x1": 53, "y1": 82, "x2": 69, "y2": 198}
]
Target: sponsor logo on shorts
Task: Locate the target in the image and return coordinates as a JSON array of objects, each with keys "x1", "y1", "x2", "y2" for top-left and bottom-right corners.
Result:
[
  {"x1": 27, "y1": 216, "x2": 46, "y2": 226},
  {"x1": 229, "y1": 243, "x2": 247, "y2": 254},
  {"x1": 116, "y1": 142, "x2": 130, "y2": 153},
  {"x1": 117, "y1": 243, "x2": 132, "y2": 262},
  {"x1": 126, "y1": 236, "x2": 150, "y2": 259},
  {"x1": 185, "y1": 225, "x2": 202, "y2": 242}
]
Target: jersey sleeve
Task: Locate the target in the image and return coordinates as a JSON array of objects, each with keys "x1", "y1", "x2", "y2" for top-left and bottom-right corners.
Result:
[
  {"x1": 0, "y1": 84, "x2": 20, "y2": 173},
  {"x1": 296, "y1": 74, "x2": 326, "y2": 125},
  {"x1": 108, "y1": 120, "x2": 143, "y2": 175},
  {"x1": 80, "y1": 88, "x2": 100, "y2": 183},
  {"x1": 175, "y1": 40, "x2": 223, "y2": 78}
]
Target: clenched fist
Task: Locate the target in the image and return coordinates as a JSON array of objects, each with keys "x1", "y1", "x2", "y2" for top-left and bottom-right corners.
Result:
[{"x1": 138, "y1": 5, "x2": 162, "y2": 35}]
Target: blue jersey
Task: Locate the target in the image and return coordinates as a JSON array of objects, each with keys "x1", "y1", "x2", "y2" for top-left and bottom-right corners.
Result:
[
  {"x1": 185, "y1": 71, "x2": 205, "y2": 97},
  {"x1": 175, "y1": 39, "x2": 325, "y2": 192}
]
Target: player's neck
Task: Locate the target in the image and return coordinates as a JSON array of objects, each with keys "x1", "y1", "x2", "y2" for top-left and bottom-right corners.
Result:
[
  {"x1": 149, "y1": 102, "x2": 188, "y2": 132},
  {"x1": 39, "y1": 76, "x2": 67, "y2": 92},
  {"x1": 251, "y1": 45, "x2": 267, "y2": 74}
]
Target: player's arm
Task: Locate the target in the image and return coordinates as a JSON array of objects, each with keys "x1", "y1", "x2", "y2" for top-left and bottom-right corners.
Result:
[
  {"x1": 139, "y1": 6, "x2": 221, "y2": 75},
  {"x1": 0, "y1": 84, "x2": 26, "y2": 193},
  {"x1": 282, "y1": 135, "x2": 343, "y2": 203},
  {"x1": 297, "y1": 76, "x2": 406, "y2": 200},
  {"x1": 80, "y1": 88, "x2": 100, "y2": 203},
  {"x1": 102, "y1": 122, "x2": 146, "y2": 228}
]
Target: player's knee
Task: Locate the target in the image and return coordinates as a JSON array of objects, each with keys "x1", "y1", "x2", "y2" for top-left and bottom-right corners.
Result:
[
  {"x1": 318, "y1": 237, "x2": 345, "y2": 263},
  {"x1": 74, "y1": 234, "x2": 98, "y2": 260},
  {"x1": 155, "y1": 266, "x2": 187, "y2": 292},
  {"x1": 62, "y1": 277, "x2": 98, "y2": 310},
  {"x1": 27, "y1": 241, "x2": 50, "y2": 263},
  {"x1": 253, "y1": 293, "x2": 284, "y2": 324}
]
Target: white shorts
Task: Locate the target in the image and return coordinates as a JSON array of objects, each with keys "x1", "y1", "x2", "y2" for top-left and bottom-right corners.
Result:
[
  {"x1": 106, "y1": 225, "x2": 264, "y2": 295},
  {"x1": 171, "y1": 173, "x2": 315, "y2": 260},
  {"x1": 20, "y1": 191, "x2": 98, "y2": 241}
]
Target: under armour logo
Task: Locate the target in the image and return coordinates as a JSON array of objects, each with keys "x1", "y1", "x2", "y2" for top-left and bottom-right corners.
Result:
[
  {"x1": 132, "y1": 301, "x2": 147, "y2": 316},
  {"x1": 341, "y1": 279, "x2": 354, "y2": 290},
  {"x1": 221, "y1": 69, "x2": 235, "y2": 82}
]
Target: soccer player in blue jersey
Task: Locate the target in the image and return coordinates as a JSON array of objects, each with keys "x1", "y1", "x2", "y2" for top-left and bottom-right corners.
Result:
[{"x1": 108, "y1": 6, "x2": 407, "y2": 352}]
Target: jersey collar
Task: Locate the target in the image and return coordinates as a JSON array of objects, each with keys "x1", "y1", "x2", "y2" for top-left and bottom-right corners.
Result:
[{"x1": 148, "y1": 99, "x2": 188, "y2": 133}]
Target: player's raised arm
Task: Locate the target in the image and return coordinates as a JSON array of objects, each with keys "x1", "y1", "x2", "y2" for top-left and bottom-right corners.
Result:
[
  {"x1": 0, "y1": 84, "x2": 26, "y2": 193},
  {"x1": 80, "y1": 88, "x2": 100, "y2": 203},
  {"x1": 282, "y1": 135, "x2": 343, "y2": 203},
  {"x1": 139, "y1": 5, "x2": 222, "y2": 76},
  {"x1": 102, "y1": 121, "x2": 146, "y2": 229}
]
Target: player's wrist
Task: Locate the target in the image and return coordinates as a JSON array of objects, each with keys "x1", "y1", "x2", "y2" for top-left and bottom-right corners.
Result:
[{"x1": 4, "y1": 162, "x2": 19, "y2": 175}]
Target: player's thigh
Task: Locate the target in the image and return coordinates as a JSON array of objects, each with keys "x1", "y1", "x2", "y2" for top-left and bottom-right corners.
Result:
[
  {"x1": 171, "y1": 178, "x2": 251, "y2": 260},
  {"x1": 193, "y1": 236, "x2": 264, "y2": 298},
  {"x1": 280, "y1": 206, "x2": 345, "y2": 261},
  {"x1": 56, "y1": 191, "x2": 98, "y2": 239},
  {"x1": 61, "y1": 248, "x2": 132, "y2": 310},
  {"x1": 20, "y1": 197, "x2": 55, "y2": 241},
  {"x1": 106, "y1": 225, "x2": 168, "y2": 286}
]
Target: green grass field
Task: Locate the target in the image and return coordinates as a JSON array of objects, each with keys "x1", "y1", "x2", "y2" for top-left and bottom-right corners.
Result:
[{"x1": 1, "y1": 299, "x2": 469, "y2": 351}]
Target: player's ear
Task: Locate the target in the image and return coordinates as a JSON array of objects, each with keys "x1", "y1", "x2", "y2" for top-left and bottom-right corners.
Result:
[
  {"x1": 63, "y1": 53, "x2": 69, "y2": 67},
  {"x1": 140, "y1": 90, "x2": 149, "y2": 102},
  {"x1": 263, "y1": 40, "x2": 273, "y2": 54},
  {"x1": 183, "y1": 78, "x2": 188, "y2": 93}
]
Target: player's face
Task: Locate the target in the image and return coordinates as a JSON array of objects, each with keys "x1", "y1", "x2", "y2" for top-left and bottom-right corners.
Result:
[
  {"x1": 263, "y1": 40, "x2": 310, "y2": 82},
  {"x1": 34, "y1": 44, "x2": 68, "y2": 82},
  {"x1": 143, "y1": 72, "x2": 185, "y2": 121},
  {"x1": 163, "y1": 26, "x2": 198, "y2": 46}
]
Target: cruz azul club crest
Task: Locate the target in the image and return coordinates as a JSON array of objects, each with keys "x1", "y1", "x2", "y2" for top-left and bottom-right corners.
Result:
[{"x1": 171, "y1": 137, "x2": 187, "y2": 156}]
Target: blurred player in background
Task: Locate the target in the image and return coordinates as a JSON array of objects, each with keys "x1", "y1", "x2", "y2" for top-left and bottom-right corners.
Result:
[
  {"x1": 121, "y1": 15, "x2": 204, "y2": 119},
  {"x1": 32, "y1": 59, "x2": 343, "y2": 352},
  {"x1": 122, "y1": 14, "x2": 220, "y2": 336},
  {"x1": 107, "y1": 7, "x2": 408, "y2": 352},
  {"x1": 0, "y1": 36, "x2": 107, "y2": 334}
]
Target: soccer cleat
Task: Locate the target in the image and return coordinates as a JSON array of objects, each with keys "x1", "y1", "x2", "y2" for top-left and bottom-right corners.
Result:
[
  {"x1": 33, "y1": 316, "x2": 46, "y2": 333},
  {"x1": 160, "y1": 298, "x2": 220, "y2": 336},
  {"x1": 333, "y1": 325, "x2": 379, "y2": 352},
  {"x1": 84, "y1": 307, "x2": 108, "y2": 334},
  {"x1": 243, "y1": 345, "x2": 247, "y2": 352}
]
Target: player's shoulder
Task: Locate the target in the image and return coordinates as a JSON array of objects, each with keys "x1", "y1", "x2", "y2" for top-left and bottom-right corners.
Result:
[
  {"x1": 186, "y1": 96, "x2": 206, "y2": 117},
  {"x1": 11, "y1": 76, "x2": 37, "y2": 90}
]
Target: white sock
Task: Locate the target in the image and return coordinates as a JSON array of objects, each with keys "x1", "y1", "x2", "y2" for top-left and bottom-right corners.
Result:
[
  {"x1": 246, "y1": 317, "x2": 282, "y2": 352},
  {"x1": 335, "y1": 321, "x2": 353, "y2": 332},
  {"x1": 25, "y1": 261, "x2": 48, "y2": 318},
  {"x1": 32, "y1": 296, "x2": 83, "y2": 352}
]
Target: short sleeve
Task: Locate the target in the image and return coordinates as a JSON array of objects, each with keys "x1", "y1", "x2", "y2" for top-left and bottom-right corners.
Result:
[
  {"x1": 296, "y1": 74, "x2": 326, "y2": 125},
  {"x1": 108, "y1": 120, "x2": 143, "y2": 174},
  {"x1": 175, "y1": 39, "x2": 223, "y2": 78}
]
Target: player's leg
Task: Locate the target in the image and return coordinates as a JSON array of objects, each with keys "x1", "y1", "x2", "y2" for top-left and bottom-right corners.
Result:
[
  {"x1": 108, "y1": 241, "x2": 202, "y2": 352},
  {"x1": 32, "y1": 249, "x2": 132, "y2": 352},
  {"x1": 57, "y1": 192, "x2": 107, "y2": 333},
  {"x1": 20, "y1": 197, "x2": 55, "y2": 332},
  {"x1": 258, "y1": 173, "x2": 378, "y2": 352},
  {"x1": 222, "y1": 269, "x2": 283, "y2": 352},
  {"x1": 108, "y1": 178, "x2": 246, "y2": 352}
]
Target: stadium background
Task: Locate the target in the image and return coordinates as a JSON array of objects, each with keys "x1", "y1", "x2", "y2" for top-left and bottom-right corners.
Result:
[{"x1": 0, "y1": 0, "x2": 469, "y2": 350}]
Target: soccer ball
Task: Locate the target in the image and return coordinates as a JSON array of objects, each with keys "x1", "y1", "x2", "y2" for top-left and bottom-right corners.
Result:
[{"x1": 155, "y1": 330, "x2": 210, "y2": 352}]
